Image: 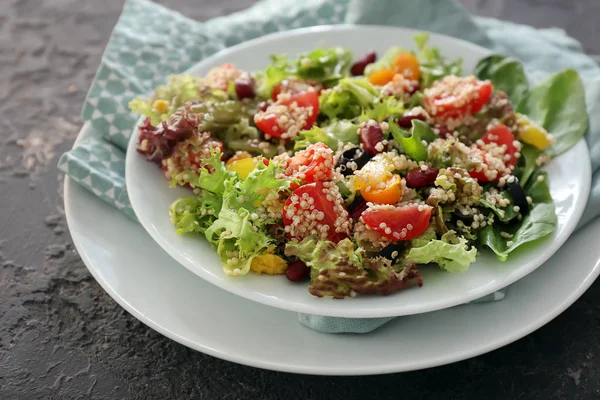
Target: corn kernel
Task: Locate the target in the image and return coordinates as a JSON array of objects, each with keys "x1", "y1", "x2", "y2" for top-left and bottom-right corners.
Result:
[
  {"x1": 516, "y1": 113, "x2": 553, "y2": 150},
  {"x1": 152, "y1": 99, "x2": 169, "y2": 114},
  {"x1": 226, "y1": 157, "x2": 256, "y2": 179},
  {"x1": 250, "y1": 253, "x2": 287, "y2": 275}
]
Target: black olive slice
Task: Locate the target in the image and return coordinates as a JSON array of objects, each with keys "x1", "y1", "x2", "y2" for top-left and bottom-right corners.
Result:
[
  {"x1": 379, "y1": 242, "x2": 404, "y2": 262},
  {"x1": 505, "y1": 176, "x2": 529, "y2": 214},
  {"x1": 336, "y1": 147, "x2": 371, "y2": 176}
]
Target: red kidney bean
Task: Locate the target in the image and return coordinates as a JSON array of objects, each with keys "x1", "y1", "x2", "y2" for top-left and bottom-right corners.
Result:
[
  {"x1": 359, "y1": 121, "x2": 384, "y2": 156},
  {"x1": 258, "y1": 101, "x2": 270, "y2": 112},
  {"x1": 436, "y1": 125, "x2": 454, "y2": 139},
  {"x1": 349, "y1": 199, "x2": 369, "y2": 222},
  {"x1": 234, "y1": 79, "x2": 255, "y2": 99},
  {"x1": 350, "y1": 51, "x2": 377, "y2": 76},
  {"x1": 397, "y1": 114, "x2": 426, "y2": 128},
  {"x1": 286, "y1": 260, "x2": 310, "y2": 282},
  {"x1": 407, "y1": 82, "x2": 420, "y2": 95},
  {"x1": 405, "y1": 167, "x2": 439, "y2": 188}
]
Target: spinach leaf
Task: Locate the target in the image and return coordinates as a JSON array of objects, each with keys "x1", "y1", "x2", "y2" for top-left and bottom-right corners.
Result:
[
  {"x1": 479, "y1": 191, "x2": 518, "y2": 222},
  {"x1": 479, "y1": 172, "x2": 557, "y2": 261},
  {"x1": 475, "y1": 55, "x2": 529, "y2": 105},
  {"x1": 516, "y1": 69, "x2": 588, "y2": 157},
  {"x1": 516, "y1": 144, "x2": 542, "y2": 187}
]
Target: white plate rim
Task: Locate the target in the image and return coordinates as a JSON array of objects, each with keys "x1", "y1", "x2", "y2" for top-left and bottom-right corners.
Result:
[
  {"x1": 67, "y1": 122, "x2": 600, "y2": 375},
  {"x1": 125, "y1": 24, "x2": 592, "y2": 318}
]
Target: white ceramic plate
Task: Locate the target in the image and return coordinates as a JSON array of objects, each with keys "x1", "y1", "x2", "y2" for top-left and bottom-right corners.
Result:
[
  {"x1": 126, "y1": 25, "x2": 591, "y2": 318},
  {"x1": 69, "y1": 123, "x2": 600, "y2": 375}
]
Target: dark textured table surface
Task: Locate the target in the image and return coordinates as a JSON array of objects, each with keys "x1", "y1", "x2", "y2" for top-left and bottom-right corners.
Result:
[{"x1": 1, "y1": 0, "x2": 599, "y2": 399}]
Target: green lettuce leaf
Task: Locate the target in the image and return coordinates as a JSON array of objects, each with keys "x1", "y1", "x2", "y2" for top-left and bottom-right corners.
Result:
[
  {"x1": 294, "y1": 120, "x2": 360, "y2": 151},
  {"x1": 413, "y1": 33, "x2": 463, "y2": 89},
  {"x1": 516, "y1": 69, "x2": 588, "y2": 157},
  {"x1": 171, "y1": 148, "x2": 233, "y2": 194},
  {"x1": 255, "y1": 54, "x2": 291, "y2": 98},
  {"x1": 319, "y1": 77, "x2": 378, "y2": 120},
  {"x1": 295, "y1": 47, "x2": 353, "y2": 85},
  {"x1": 407, "y1": 230, "x2": 477, "y2": 273},
  {"x1": 389, "y1": 119, "x2": 436, "y2": 161},
  {"x1": 479, "y1": 172, "x2": 557, "y2": 261},
  {"x1": 360, "y1": 96, "x2": 405, "y2": 122},
  {"x1": 234, "y1": 160, "x2": 294, "y2": 221},
  {"x1": 256, "y1": 47, "x2": 353, "y2": 97},
  {"x1": 475, "y1": 54, "x2": 529, "y2": 105},
  {"x1": 204, "y1": 203, "x2": 273, "y2": 276},
  {"x1": 169, "y1": 192, "x2": 222, "y2": 235}
]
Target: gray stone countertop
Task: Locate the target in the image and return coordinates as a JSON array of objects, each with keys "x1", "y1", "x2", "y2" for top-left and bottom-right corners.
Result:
[{"x1": 1, "y1": 0, "x2": 599, "y2": 399}]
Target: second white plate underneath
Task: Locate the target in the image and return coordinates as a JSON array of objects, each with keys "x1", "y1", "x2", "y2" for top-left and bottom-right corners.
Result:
[{"x1": 69, "y1": 123, "x2": 600, "y2": 375}]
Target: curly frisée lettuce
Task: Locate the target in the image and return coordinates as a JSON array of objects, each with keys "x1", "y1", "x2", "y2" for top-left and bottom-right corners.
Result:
[
  {"x1": 169, "y1": 192, "x2": 222, "y2": 235},
  {"x1": 285, "y1": 237, "x2": 423, "y2": 298},
  {"x1": 407, "y1": 230, "x2": 477, "y2": 273},
  {"x1": 170, "y1": 148, "x2": 232, "y2": 193},
  {"x1": 170, "y1": 152, "x2": 293, "y2": 276},
  {"x1": 204, "y1": 202, "x2": 274, "y2": 276}
]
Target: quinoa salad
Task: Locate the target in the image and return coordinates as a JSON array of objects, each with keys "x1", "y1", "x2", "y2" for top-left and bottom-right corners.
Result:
[{"x1": 130, "y1": 33, "x2": 588, "y2": 299}]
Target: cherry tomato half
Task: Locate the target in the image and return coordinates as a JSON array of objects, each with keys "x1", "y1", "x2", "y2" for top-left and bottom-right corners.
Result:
[
  {"x1": 362, "y1": 204, "x2": 433, "y2": 241},
  {"x1": 254, "y1": 91, "x2": 319, "y2": 139},
  {"x1": 282, "y1": 182, "x2": 349, "y2": 243},
  {"x1": 285, "y1": 142, "x2": 334, "y2": 186},
  {"x1": 469, "y1": 124, "x2": 517, "y2": 182},
  {"x1": 424, "y1": 77, "x2": 492, "y2": 121},
  {"x1": 271, "y1": 78, "x2": 323, "y2": 101}
]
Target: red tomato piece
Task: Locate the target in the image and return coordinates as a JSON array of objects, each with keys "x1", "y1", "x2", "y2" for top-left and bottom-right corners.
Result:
[
  {"x1": 271, "y1": 78, "x2": 324, "y2": 101},
  {"x1": 254, "y1": 91, "x2": 319, "y2": 139},
  {"x1": 285, "y1": 143, "x2": 334, "y2": 186},
  {"x1": 362, "y1": 204, "x2": 433, "y2": 241},
  {"x1": 469, "y1": 124, "x2": 517, "y2": 182},
  {"x1": 481, "y1": 124, "x2": 518, "y2": 169},
  {"x1": 282, "y1": 182, "x2": 350, "y2": 243},
  {"x1": 424, "y1": 77, "x2": 492, "y2": 121}
]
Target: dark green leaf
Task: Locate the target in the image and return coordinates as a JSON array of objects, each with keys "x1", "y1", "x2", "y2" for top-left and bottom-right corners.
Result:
[
  {"x1": 516, "y1": 144, "x2": 542, "y2": 186},
  {"x1": 516, "y1": 69, "x2": 588, "y2": 157},
  {"x1": 479, "y1": 172, "x2": 556, "y2": 261},
  {"x1": 475, "y1": 55, "x2": 528, "y2": 105},
  {"x1": 479, "y1": 191, "x2": 518, "y2": 222}
]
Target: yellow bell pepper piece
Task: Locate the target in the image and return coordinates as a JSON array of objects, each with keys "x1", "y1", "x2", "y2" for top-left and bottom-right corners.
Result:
[
  {"x1": 517, "y1": 113, "x2": 553, "y2": 150},
  {"x1": 250, "y1": 253, "x2": 287, "y2": 275},
  {"x1": 152, "y1": 99, "x2": 169, "y2": 114},
  {"x1": 226, "y1": 157, "x2": 256, "y2": 180}
]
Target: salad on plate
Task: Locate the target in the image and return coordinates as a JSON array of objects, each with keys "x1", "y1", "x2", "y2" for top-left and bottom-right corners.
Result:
[{"x1": 130, "y1": 33, "x2": 588, "y2": 299}]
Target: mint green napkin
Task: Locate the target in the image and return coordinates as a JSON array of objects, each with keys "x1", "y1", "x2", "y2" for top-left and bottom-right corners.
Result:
[{"x1": 58, "y1": 0, "x2": 600, "y2": 334}]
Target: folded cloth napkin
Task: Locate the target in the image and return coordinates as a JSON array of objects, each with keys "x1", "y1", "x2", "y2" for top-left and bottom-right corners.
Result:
[{"x1": 58, "y1": 0, "x2": 600, "y2": 334}]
